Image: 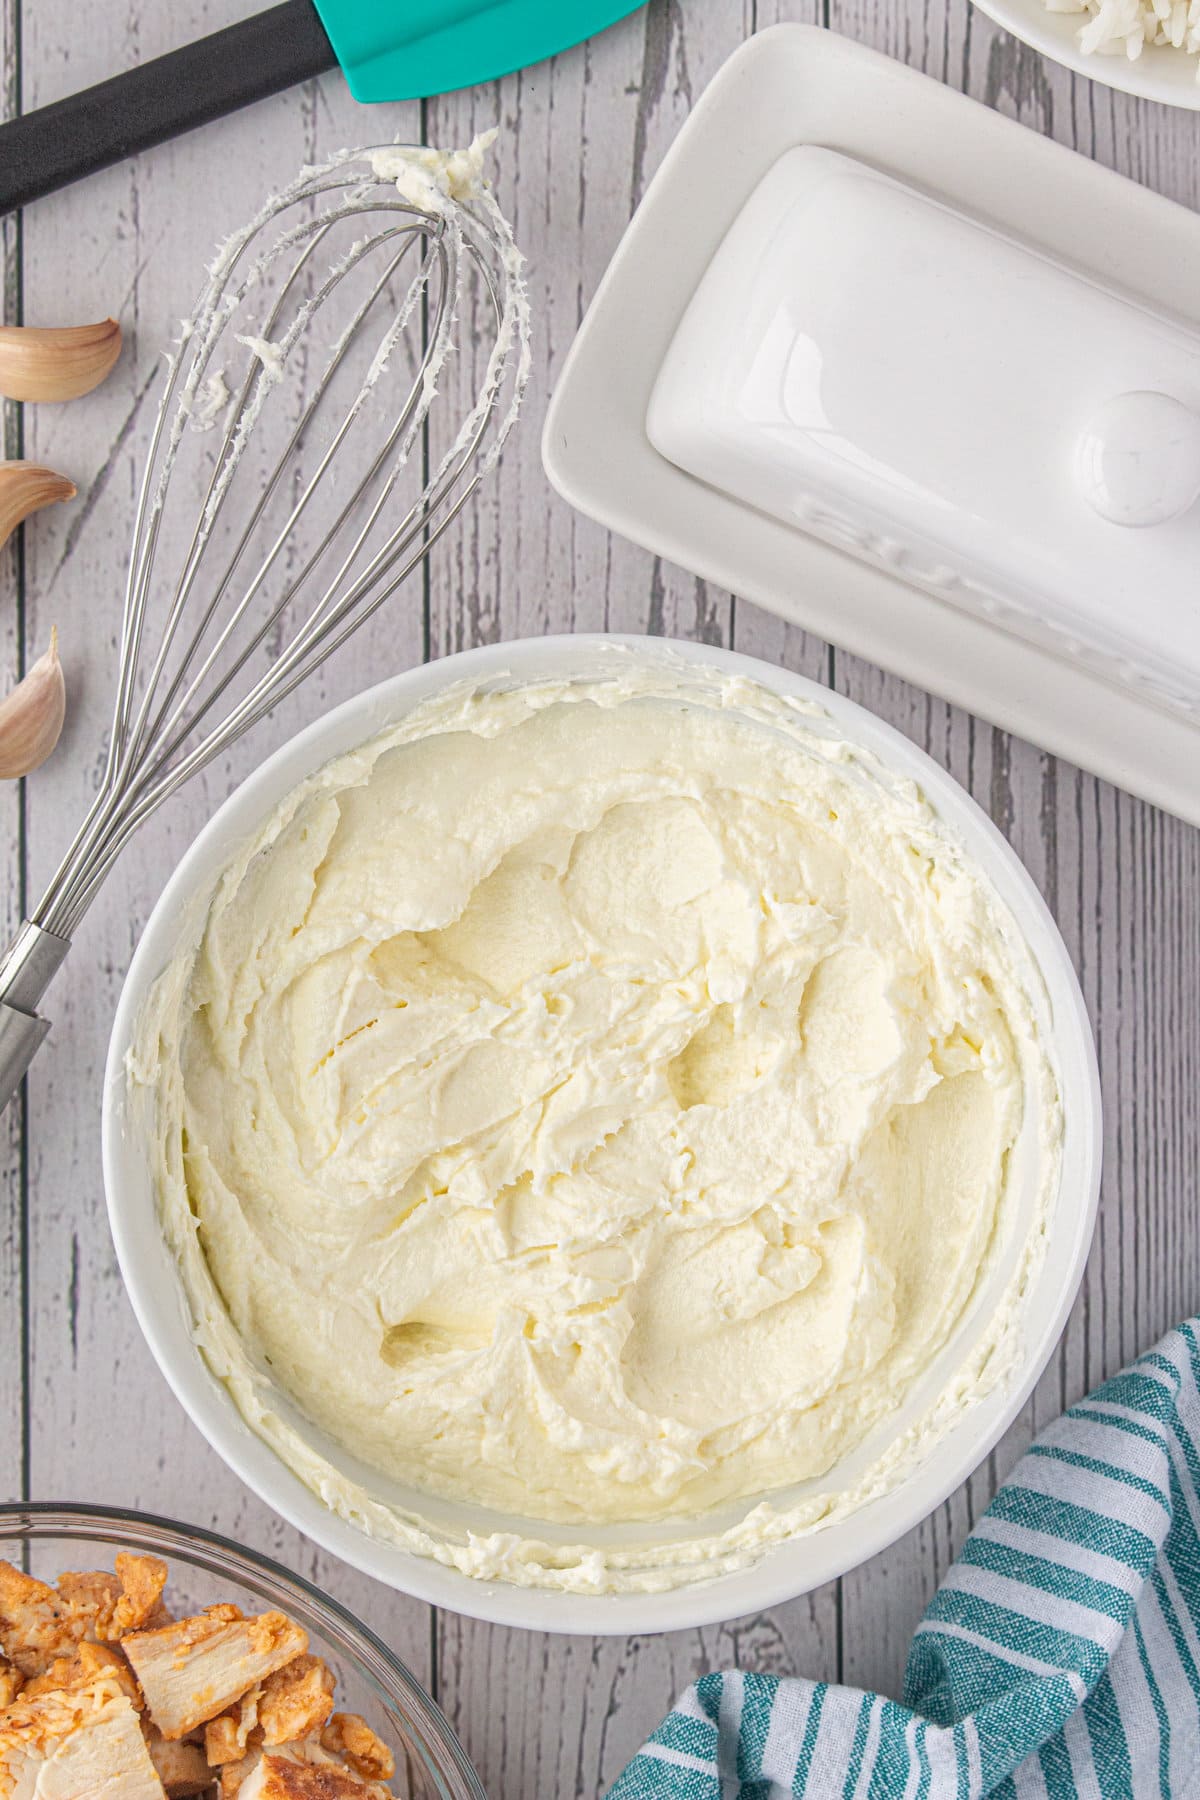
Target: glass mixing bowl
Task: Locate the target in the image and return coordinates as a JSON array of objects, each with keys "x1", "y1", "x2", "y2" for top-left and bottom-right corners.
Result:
[{"x1": 0, "y1": 1503, "x2": 485, "y2": 1800}]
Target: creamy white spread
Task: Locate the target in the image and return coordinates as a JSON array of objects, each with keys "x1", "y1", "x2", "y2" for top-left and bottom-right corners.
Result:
[
  {"x1": 366, "y1": 130, "x2": 499, "y2": 214},
  {"x1": 131, "y1": 661, "x2": 1059, "y2": 1593},
  {"x1": 234, "y1": 334, "x2": 284, "y2": 383},
  {"x1": 185, "y1": 369, "x2": 231, "y2": 433}
]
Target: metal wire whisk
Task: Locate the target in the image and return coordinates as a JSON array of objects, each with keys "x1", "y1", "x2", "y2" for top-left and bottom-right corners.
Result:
[{"x1": 0, "y1": 139, "x2": 530, "y2": 1109}]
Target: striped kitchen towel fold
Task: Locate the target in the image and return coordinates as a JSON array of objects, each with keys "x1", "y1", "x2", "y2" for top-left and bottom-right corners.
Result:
[{"x1": 608, "y1": 1318, "x2": 1200, "y2": 1799}]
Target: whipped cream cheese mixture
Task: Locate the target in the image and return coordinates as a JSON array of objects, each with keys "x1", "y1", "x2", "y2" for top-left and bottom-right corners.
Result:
[{"x1": 132, "y1": 660, "x2": 1059, "y2": 1593}]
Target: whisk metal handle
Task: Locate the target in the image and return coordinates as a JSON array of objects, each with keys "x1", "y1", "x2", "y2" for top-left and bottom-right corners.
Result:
[
  {"x1": 0, "y1": 922, "x2": 70, "y2": 1110},
  {"x1": 0, "y1": 0, "x2": 337, "y2": 217}
]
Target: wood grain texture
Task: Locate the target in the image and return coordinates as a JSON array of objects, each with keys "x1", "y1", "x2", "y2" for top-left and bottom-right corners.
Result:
[
  {"x1": 0, "y1": 0, "x2": 23, "y2": 1496},
  {"x1": 9, "y1": 0, "x2": 432, "y2": 1672},
  {"x1": 1, "y1": 0, "x2": 1198, "y2": 1793}
]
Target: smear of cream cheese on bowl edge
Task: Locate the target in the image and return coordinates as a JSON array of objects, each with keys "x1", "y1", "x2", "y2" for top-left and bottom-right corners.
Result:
[{"x1": 127, "y1": 657, "x2": 1061, "y2": 1597}]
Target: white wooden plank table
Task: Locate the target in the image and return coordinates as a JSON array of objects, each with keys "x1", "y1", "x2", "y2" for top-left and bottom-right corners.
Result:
[{"x1": 2, "y1": 1, "x2": 1198, "y2": 1793}]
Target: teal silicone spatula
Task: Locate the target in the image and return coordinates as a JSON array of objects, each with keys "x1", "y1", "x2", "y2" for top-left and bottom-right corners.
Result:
[{"x1": 0, "y1": 0, "x2": 647, "y2": 215}]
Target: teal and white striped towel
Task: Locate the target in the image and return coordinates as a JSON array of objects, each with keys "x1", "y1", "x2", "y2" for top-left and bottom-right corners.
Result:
[{"x1": 609, "y1": 1319, "x2": 1200, "y2": 1799}]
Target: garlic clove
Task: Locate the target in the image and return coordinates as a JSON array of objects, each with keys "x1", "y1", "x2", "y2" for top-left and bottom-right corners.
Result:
[
  {"x1": 0, "y1": 318, "x2": 122, "y2": 402},
  {"x1": 0, "y1": 461, "x2": 76, "y2": 551},
  {"x1": 0, "y1": 628, "x2": 65, "y2": 778}
]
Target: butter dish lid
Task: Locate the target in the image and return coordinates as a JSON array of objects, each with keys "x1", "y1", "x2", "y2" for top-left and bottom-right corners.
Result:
[
  {"x1": 541, "y1": 25, "x2": 1200, "y2": 825},
  {"x1": 646, "y1": 147, "x2": 1200, "y2": 722}
]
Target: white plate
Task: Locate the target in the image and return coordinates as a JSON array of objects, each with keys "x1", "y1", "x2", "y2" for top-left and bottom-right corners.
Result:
[
  {"x1": 103, "y1": 635, "x2": 1101, "y2": 1635},
  {"x1": 972, "y1": 0, "x2": 1200, "y2": 110},
  {"x1": 542, "y1": 25, "x2": 1200, "y2": 827}
]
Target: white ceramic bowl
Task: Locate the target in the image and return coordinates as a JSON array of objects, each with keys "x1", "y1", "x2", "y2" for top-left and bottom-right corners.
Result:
[
  {"x1": 103, "y1": 635, "x2": 1102, "y2": 1635},
  {"x1": 972, "y1": 0, "x2": 1200, "y2": 107}
]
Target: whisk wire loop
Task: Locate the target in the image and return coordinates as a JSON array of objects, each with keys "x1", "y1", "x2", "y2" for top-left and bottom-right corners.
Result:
[{"x1": 14, "y1": 140, "x2": 529, "y2": 961}]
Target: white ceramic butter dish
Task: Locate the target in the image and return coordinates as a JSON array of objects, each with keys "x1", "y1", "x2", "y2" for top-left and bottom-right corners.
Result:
[{"x1": 543, "y1": 25, "x2": 1200, "y2": 825}]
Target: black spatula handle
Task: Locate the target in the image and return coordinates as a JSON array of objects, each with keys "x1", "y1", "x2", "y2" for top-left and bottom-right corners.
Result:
[{"x1": 0, "y1": 0, "x2": 339, "y2": 218}]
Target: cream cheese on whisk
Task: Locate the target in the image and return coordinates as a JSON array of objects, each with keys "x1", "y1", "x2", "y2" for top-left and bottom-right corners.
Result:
[
  {"x1": 132, "y1": 662, "x2": 1059, "y2": 1594},
  {"x1": 367, "y1": 129, "x2": 499, "y2": 213}
]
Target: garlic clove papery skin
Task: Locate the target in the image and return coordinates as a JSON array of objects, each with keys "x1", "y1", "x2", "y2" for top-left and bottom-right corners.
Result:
[
  {"x1": 0, "y1": 628, "x2": 65, "y2": 778},
  {"x1": 0, "y1": 319, "x2": 122, "y2": 402},
  {"x1": 0, "y1": 462, "x2": 76, "y2": 550}
]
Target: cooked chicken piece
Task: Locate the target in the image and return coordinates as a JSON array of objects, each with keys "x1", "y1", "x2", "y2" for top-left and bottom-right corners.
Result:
[
  {"x1": 0, "y1": 1565, "x2": 78, "y2": 1677},
  {"x1": 0, "y1": 1670, "x2": 167, "y2": 1800},
  {"x1": 206, "y1": 1653, "x2": 336, "y2": 1767},
  {"x1": 204, "y1": 1688, "x2": 261, "y2": 1767},
  {"x1": 23, "y1": 1641, "x2": 141, "y2": 1709},
  {"x1": 0, "y1": 1659, "x2": 21, "y2": 1709},
  {"x1": 205, "y1": 1712, "x2": 244, "y2": 1766},
  {"x1": 124, "y1": 1609, "x2": 307, "y2": 1740},
  {"x1": 144, "y1": 1724, "x2": 214, "y2": 1797},
  {"x1": 319, "y1": 1716, "x2": 393, "y2": 1783},
  {"x1": 237, "y1": 1743, "x2": 388, "y2": 1799},
  {"x1": 112, "y1": 1556, "x2": 169, "y2": 1637},
  {"x1": 55, "y1": 1572, "x2": 121, "y2": 1641},
  {"x1": 55, "y1": 1555, "x2": 168, "y2": 1646},
  {"x1": 259, "y1": 1658, "x2": 335, "y2": 1749},
  {"x1": 218, "y1": 1750, "x2": 261, "y2": 1798}
]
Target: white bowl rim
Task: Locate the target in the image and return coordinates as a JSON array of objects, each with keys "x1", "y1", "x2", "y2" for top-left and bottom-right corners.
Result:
[
  {"x1": 971, "y1": 0, "x2": 1200, "y2": 108},
  {"x1": 103, "y1": 632, "x2": 1102, "y2": 1636}
]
